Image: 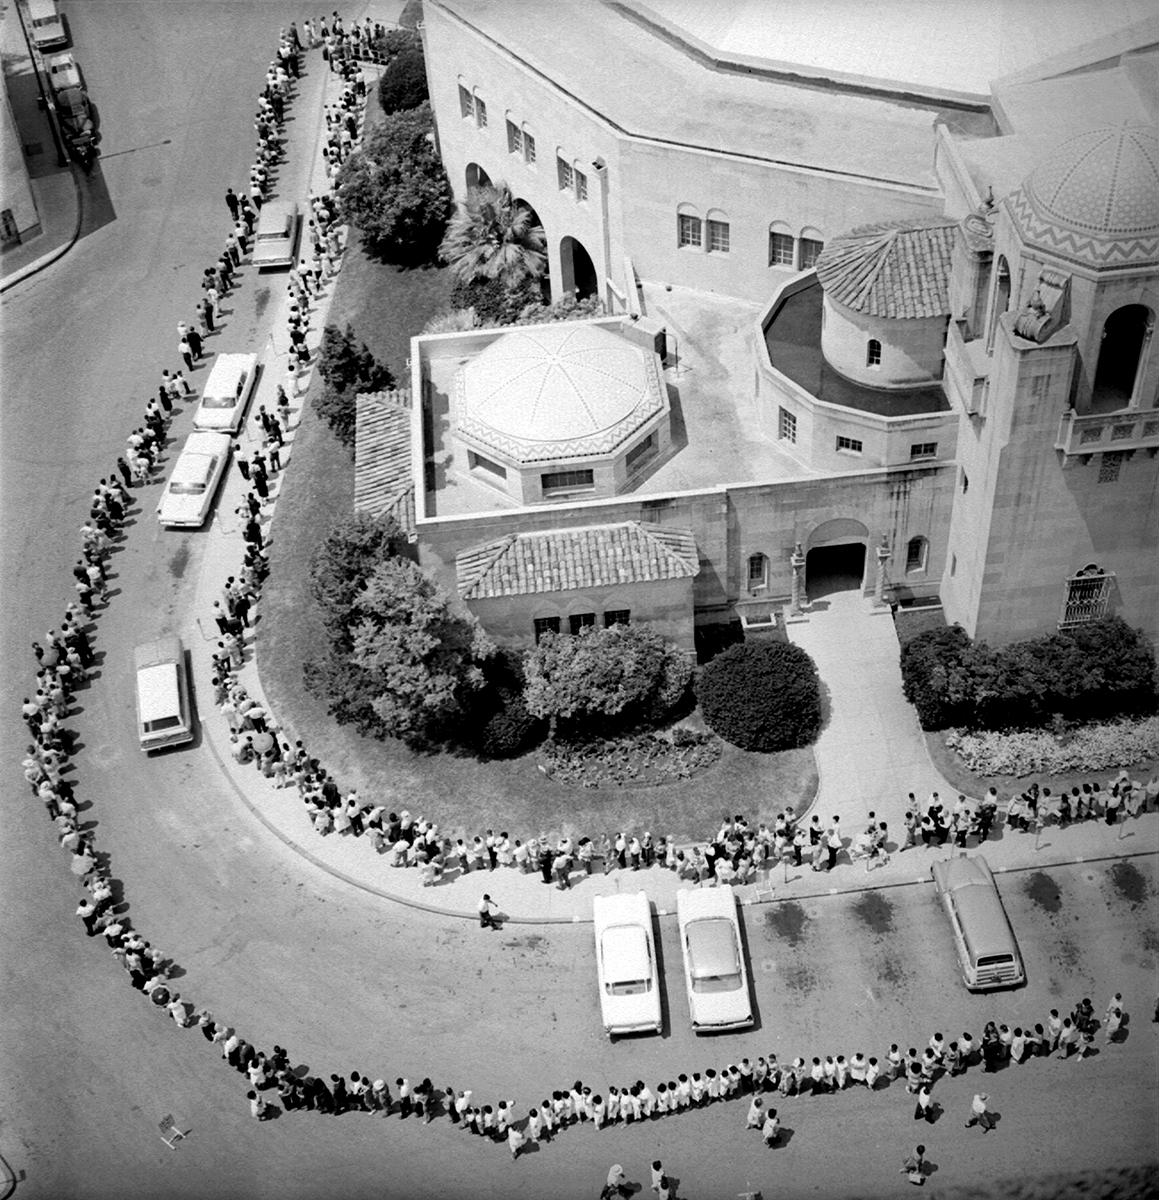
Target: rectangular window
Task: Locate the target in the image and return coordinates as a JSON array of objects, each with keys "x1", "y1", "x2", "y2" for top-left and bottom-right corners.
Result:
[
  {"x1": 458, "y1": 85, "x2": 474, "y2": 119},
  {"x1": 910, "y1": 442, "x2": 937, "y2": 460},
  {"x1": 798, "y1": 237, "x2": 824, "y2": 268},
  {"x1": 1059, "y1": 570, "x2": 1113, "y2": 628},
  {"x1": 707, "y1": 219, "x2": 730, "y2": 253},
  {"x1": 603, "y1": 610, "x2": 630, "y2": 627},
  {"x1": 506, "y1": 120, "x2": 522, "y2": 154},
  {"x1": 523, "y1": 132, "x2": 536, "y2": 163},
  {"x1": 574, "y1": 168, "x2": 588, "y2": 202},
  {"x1": 906, "y1": 540, "x2": 927, "y2": 571},
  {"x1": 678, "y1": 214, "x2": 701, "y2": 248},
  {"x1": 557, "y1": 157, "x2": 573, "y2": 191},
  {"x1": 836, "y1": 436, "x2": 863, "y2": 454},
  {"x1": 569, "y1": 612, "x2": 596, "y2": 635},
  {"x1": 768, "y1": 231, "x2": 794, "y2": 266},
  {"x1": 625, "y1": 433, "x2": 657, "y2": 473},
  {"x1": 748, "y1": 555, "x2": 767, "y2": 585},
  {"x1": 867, "y1": 340, "x2": 882, "y2": 367},
  {"x1": 533, "y1": 616, "x2": 561, "y2": 642},
  {"x1": 475, "y1": 96, "x2": 488, "y2": 128},
  {"x1": 1099, "y1": 451, "x2": 1124, "y2": 483},
  {"x1": 0, "y1": 208, "x2": 18, "y2": 244},
  {"x1": 469, "y1": 451, "x2": 507, "y2": 479},
  {"x1": 779, "y1": 408, "x2": 797, "y2": 444},
  {"x1": 541, "y1": 468, "x2": 594, "y2": 493}
]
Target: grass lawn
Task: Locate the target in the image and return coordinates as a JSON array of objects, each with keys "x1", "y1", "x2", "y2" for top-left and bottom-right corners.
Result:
[{"x1": 257, "y1": 219, "x2": 818, "y2": 845}]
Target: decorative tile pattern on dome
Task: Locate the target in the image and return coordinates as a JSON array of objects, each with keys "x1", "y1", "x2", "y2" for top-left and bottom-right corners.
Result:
[
  {"x1": 813, "y1": 217, "x2": 957, "y2": 319},
  {"x1": 1006, "y1": 187, "x2": 1159, "y2": 271},
  {"x1": 455, "y1": 322, "x2": 666, "y2": 464},
  {"x1": 354, "y1": 390, "x2": 415, "y2": 536},
  {"x1": 456, "y1": 522, "x2": 699, "y2": 599}
]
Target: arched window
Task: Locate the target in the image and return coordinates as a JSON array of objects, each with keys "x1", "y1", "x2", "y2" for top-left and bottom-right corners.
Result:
[
  {"x1": 768, "y1": 221, "x2": 794, "y2": 267},
  {"x1": 472, "y1": 89, "x2": 488, "y2": 128},
  {"x1": 1093, "y1": 304, "x2": 1153, "y2": 412},
  {"x1": 747, "y1": 553, "x2": 768, "y2": 590},
  {"x1": 867, "y1": 339, "x2": 882, "y2": 367},
  {"x1": 798, "y1": 226, "x2": 825, "y2": 269},
  {"x1": 677, "y1": 202, "x2": 702, "y2": 249},
  {"x1": 706, "y1": 208, "x2": 730, "y2": 254},
  {"x1": 905, "y1": 537, "x2": 928, "y2": 573},
  {"x1": 521, "y1": 125, "x2": 537, "y2": 164}
]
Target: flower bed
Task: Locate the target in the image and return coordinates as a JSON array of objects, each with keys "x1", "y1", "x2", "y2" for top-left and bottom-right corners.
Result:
[
  {"x1": 944, "y1": 715, "x2": 1159, "y2": 778},
  {"x1": 537, "y1": 728, "x2": 722, "y2": 788}
]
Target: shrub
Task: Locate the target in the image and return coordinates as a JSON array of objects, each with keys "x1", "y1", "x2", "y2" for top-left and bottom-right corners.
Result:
[
  {"x1": 376, "y1": 47, "x2": 428, "y2": 113},
  {"x1": 696, "y1": 640, "x2": 822, "y2": 752},
  {"x1": 371, "y1": 27, "x2": 421, "y2": 65},
  {"x1": 900, "y1": 624, "x2": 976, "y2": 730},
  {"x1": 312, "y1": 323, "x2": 394, "y2": 447},
  {"x1": 471, "y1": 691, "x2": 547, "y2": 759},
  {"x1": 308, "y1": 513, "x2": 402, "y2": 645},
  {"x1": 450, "y1": 275, "x2": 542, "y2": 326},
  {"x1": 513, "y1": 296, "x2": 605, "y2": 325},
  {"x1": 522, "y1": 624, "x2": 692, "y2": 737}
]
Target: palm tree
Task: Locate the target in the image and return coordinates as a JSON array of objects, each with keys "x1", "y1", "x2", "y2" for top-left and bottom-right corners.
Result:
[{"x1": 439, "y1": 181, "x2": 546, "y2": 287}]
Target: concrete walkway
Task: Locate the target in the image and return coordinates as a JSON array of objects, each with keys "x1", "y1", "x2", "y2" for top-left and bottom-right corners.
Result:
[{"x1": 179, "y1": 40, "x2": 1159, "y2": 926}]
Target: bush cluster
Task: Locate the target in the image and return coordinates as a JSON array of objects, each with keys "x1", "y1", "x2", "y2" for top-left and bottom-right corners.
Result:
[
  {"x1": 695, "y1": 640, "x2": 822, "y2": 753},
  {"x1": 945, "y1": 715, "x2": 1159, "y2": 778},
  {"x1": 900, "y1": 617, "x2": 1157, "y2": 731},
  {"x1": 311, "y1": 323, "x2": 394, "y2": 448},
  {"x1": 376, "y1": 46, "x2": 427, "y2": 114}
]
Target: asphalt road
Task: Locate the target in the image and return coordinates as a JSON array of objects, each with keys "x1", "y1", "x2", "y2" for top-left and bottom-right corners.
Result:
[{"x1": 1, "y1": 5, "x2": 1157, "y2": 1200}]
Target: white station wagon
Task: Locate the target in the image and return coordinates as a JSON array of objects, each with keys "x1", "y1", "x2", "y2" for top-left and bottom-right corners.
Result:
[
  {"x1": 931, "y1": 854, "x2": 1026, "y2": 991},
  {"x1": 156, "y1": 431, "x2": 231, "y2": 528},
  {"x1": 592, "y1": 892, "x2": 661, "y2": 1037},
  {"x1": 193, "y1": 353, "x2": 259, "y2": 434},
  {"x1": 676, "y1": 886, "x2": 753, "y2": 1033}
]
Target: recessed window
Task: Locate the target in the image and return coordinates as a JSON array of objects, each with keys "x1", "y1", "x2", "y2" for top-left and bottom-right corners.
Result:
[
  {"x1": 748, "y1": 553, "x2": 768, "y2": 588},
  {"x1": 469, "y1": 451, "x2": 507, "y2": 479},
  {"x1": 603, "y1": 609, "x2": 630, "y2": 627},
  {"x1": 574, "y1": 168, "x2": 588, "y2": 202},
  {"x1": 569, "y1": 612, "x2": 596, "y2": 635},
  {"x1": 707, "y1": 219, "x2": 730, "y2": 253},
  {"x1": 0, "y1": 208, "x2": 18, "y2": 244},
  {"x1": 910, "y1": 442, "x2": 937, "y2": 460},
  {"x1": 458, "y1": 85, "x2": 474, "y2": 119},
  {"x1": 678, "y1": 213, "x2": 702, "y2": 248},
  {"x1": 625, "y1": 433, "x2": 657, "y2": 473},
  {"x1": 905, "y1": 536, "x2": 928, "y2": 572},
  {"x1": 950, "y1": 553, "x2": 957, "y2": 576},
  {"x1": 867, "y1": 339, "x2": 882, "y2": 367},
  {"x1": 768, "y1": 231, "x2": 794, "y2": 266},
  {"x1": 836, "y1": 436, "x2": 863, "y2": 454},
  {"x1": 474, "y1": 96, "x2": 488, "y2": 128},
  {"x1": 506, "y1": 120, "x2": 522, "y2": 154},
  {"x1": 534, "y1": 616, "x2": 560, "y2": 642},
  {"x1": 798, "y1": 237, "x2": 824, "y2": 268},
  {"x1": 961, "y1": 470, "x2": 969, "y2": 494},
  {"x1": 523, "y1": 131, "x2": 536, "y2": 163},
  {"x1": 542, "y1": 468, "x2": 594, "y2": 494},
  {"x1": 557, "y1": 157, "x2": 573, "y2": 191},
  {"x1": 779, "y1": 408, "x2": 797, "y2": 444}
]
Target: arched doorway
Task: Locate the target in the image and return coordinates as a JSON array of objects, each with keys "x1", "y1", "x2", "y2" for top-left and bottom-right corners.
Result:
[
  {"x1": 465, "y1": 162, "x2": 491, "y2": 191},
  {"x1": 516, "y1": 198, "x2": 550, "y2": 302},
  {"x1": 560, "y1": 235, "x2": 598, "y2": 302},
  {"x1": 805, "y1": 518, "x2": 868, "y2": 600},
  {"x1": 1092, "y1": 304, "x2": 1151, "y2": 412}
]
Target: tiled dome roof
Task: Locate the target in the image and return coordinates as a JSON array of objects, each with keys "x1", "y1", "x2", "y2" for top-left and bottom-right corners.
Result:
[
  {"x1": 813, "y1": 218, "x2": 957, "y2": 319},
  {"x1": 456, "y1": 322, "x2": 664, "y2": 464},
  {"x1": 1006, "y1": 123, "x2": 1159, "y2": 270}
]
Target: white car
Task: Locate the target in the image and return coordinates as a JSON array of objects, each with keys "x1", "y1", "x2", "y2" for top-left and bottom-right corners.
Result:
[
  {"x1": 45, "y1": 52, "x2": 82, "y2": 92},
  {"x1": 193, "y1": 353, "x2": 259, "y2": 434},
  {"x1": 676, "y1": 886, "x2": 753, "y2": 1032},
  {"x1": 156, "y1": 432, "x2": 231, "y2": 528},
  {"x1": 134, "y1": 636, "x2": 194, "y2": 751},
  {"x1": 252, "y1": 200, "x2": 301, "y2": 269},
  {"x1": 592, "y1": 892, "x2": 661, "y2": 1037}
]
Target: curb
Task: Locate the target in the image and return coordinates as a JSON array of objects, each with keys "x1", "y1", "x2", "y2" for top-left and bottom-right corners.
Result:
[{"x1": 0, "y1": 165, "x2": 85, "y2": 295}]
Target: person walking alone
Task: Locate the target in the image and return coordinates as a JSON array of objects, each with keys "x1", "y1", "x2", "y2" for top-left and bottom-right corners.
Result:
[
  {"x1": 478, "y1": 893, "x2": 497, "y2": 930},
  {"x1": 964, "y1": 1092, "x2": 994, "y2": 1132}
]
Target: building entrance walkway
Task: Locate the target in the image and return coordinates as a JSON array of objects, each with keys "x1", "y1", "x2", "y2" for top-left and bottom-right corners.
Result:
[{"x1": 786, "y1": 590, "x2": 955, "y2": 840}]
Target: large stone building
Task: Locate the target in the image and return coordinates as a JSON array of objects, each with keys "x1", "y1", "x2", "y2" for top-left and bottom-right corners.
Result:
[{"x1": 356, "y1": 2, "x2": 1159, "y2": 655}]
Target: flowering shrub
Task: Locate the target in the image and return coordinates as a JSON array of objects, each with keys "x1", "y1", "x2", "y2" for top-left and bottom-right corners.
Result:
[
  {"x1": 945, "y1": 715, "x2": 1159, "y2": 778},
  {"x1": 539, "y1": 729, "x2": 722, "y2": 787}
]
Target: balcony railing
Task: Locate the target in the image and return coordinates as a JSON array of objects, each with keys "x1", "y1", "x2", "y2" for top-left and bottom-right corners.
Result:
[{"x1": 1055, "y1": 408, "x2": 1159, "y2": 462}]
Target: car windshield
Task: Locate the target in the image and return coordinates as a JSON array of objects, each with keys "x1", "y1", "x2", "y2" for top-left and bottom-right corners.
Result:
[
  {"x1": 169, "y1": 481, "x2": 206, "y2": 495},
  {"x1": 202, "y1": 395, "x2": 236, "y2": 408},
  {"x1": 144, "y1": 715, "x2": 182, "y2": 732},
  {"x1": 259, "y1": 228, "x2": 287, "y2": 241},
  {"x1": 607, "y1": 978, "x2": 652, "y2": 996}
]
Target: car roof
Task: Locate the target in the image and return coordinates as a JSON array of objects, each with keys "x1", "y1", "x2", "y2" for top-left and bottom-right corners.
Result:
[
  {"x1": 685, "y1": 917, "x2": 739, "y2": 977},
  {"x1": 137, "y1": 661, "x2": 181, "y2": 723},
  {"x1": 204, "y1": 353, "x2": 257, "y2": 397},
  {"x1": 134, "y1": 635, "x2": 183, "y2": 670},
  {"x1": 936, "y1": 854, "x2": 990, "y2": 892},
  {"x1": 257, "y1": 201, "x2": 298, "y2": 232},
  {"x1": 677, "y1": 885, "x2": 738, "y2": 922},
  {"x1": 600, "y1": 925, "x2": 650, "y2": 980},
  {"x1": 170, "y1": 451, "x2": 215, "y2": 485}
]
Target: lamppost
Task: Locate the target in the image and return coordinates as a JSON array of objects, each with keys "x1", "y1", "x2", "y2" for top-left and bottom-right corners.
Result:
[
  {"x1": 789, "y1": 541, "x2": 805, "y2": 615},
  {"x1": 873, "y1": 534, "x2": 891, "y2": 607}
]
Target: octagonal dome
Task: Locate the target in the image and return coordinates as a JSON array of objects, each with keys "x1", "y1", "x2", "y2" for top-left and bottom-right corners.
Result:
[
  {"x1": 1006, "y1": 123, "x2": 1159, "y2": 270},
  {"x1": 456, "y1": 322, "x2": 665, "y2": 464}
]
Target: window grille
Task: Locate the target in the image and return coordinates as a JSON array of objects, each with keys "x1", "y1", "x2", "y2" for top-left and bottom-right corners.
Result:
[
  {"x1": 779, "y1": 408, "x2": 797, "y2": 443},
  {"x1": 1058, "y1": 567, "x2": 1113, "y2": 628},
  {"x1": 678, "y1": 213, "x2": 701, "y2": 248},
  {"x1": 707, "y1": 219, "x2": 730, "y2": 253},
  {"x1": 768, "y1": 231, "x2": 794, "y2": 266}
]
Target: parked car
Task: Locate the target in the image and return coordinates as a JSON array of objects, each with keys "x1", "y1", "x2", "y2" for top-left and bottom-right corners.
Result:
[
  {"x1": 252, "y1": 200, "x2": 301, "y2": 269},
  {"x1": 45, "y1": 51, "x2": 82, "y2": 91},
  {"x1": 193, "y1": 353, "x2": 259, "y2": 434},
  {"x1": 931, "y1": 854, "x2": 1026, "y2": 991},
  {"x1": 54, "y1": 84, "x2": 93, "y2": 142},
  {"x1": 156, "y1": 431, "x2": 231, "y2": 528},
  {"x1": 592, "y1": 892, "x2": 662, "y2": 1037},
  {"x1": 133, "y1": 636, "x2": 194, "y2": 751},
  {"x1": 28, "y1": 0, "x2": 68, "y2": 50},
  {"x1": 676, "y1": 887, "x2": 753, "y2": 1032}
]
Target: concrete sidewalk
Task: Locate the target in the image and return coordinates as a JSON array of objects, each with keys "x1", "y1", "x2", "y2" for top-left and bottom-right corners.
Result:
[{"x1": 181, "y1": 38, "x2": 1159, "y2": 926}]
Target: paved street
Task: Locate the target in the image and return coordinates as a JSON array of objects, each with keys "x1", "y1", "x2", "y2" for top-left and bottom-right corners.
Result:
[{"x1": 1, "y1": 4, "x2": 1157, "y2": 1200}]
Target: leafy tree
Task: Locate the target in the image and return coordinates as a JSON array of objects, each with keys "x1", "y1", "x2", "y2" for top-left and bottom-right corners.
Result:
[
  {"x1": 335, "y1": 103, "x2": 452, "y2": 258},
  {"x1": 696, "y1": 640, "x2": 822, "y2": 753},
  {"x1": 377, "y1": 46, "x2": 428, "y2": 114},
  {"x1": 449, "y1": 274, "x2": 542, "y2": 326},
  {"x1": 311, "y1": 323, "x2": 394, "y2": 447},
  {"x1": 371, "y1": 27, "x2": 421, "y2": 66},
  {"x1": 348, "y1": 558, "x2": 495, "y2": 746},
  {"x1": 514, "y1": 295, "x2": 605, "y2": 325},
  {"x1": 308, "y1": 513, "x2": 403, "y2": 645},
  {"x1": 439, "y1": 182, "x2": 546, "y2": 288},
  {"x1": 522, "y1": 624, "x2": 692, "y2": 737}
]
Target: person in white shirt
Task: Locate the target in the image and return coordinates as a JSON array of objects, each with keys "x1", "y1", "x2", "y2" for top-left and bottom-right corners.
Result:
[
  {"x1": 761, "y1": 1109, "x2": 781, "y2": 1147},
  {"x1": 650, "y1": 1161, "x2": 665, "y2": 1193},
  {"x1": 746, "y1": 1097, "x2": 764, "y2": 1129},
  {"x1": 865, "y1": 1057, "x2": 881, "y2": 1090}
]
